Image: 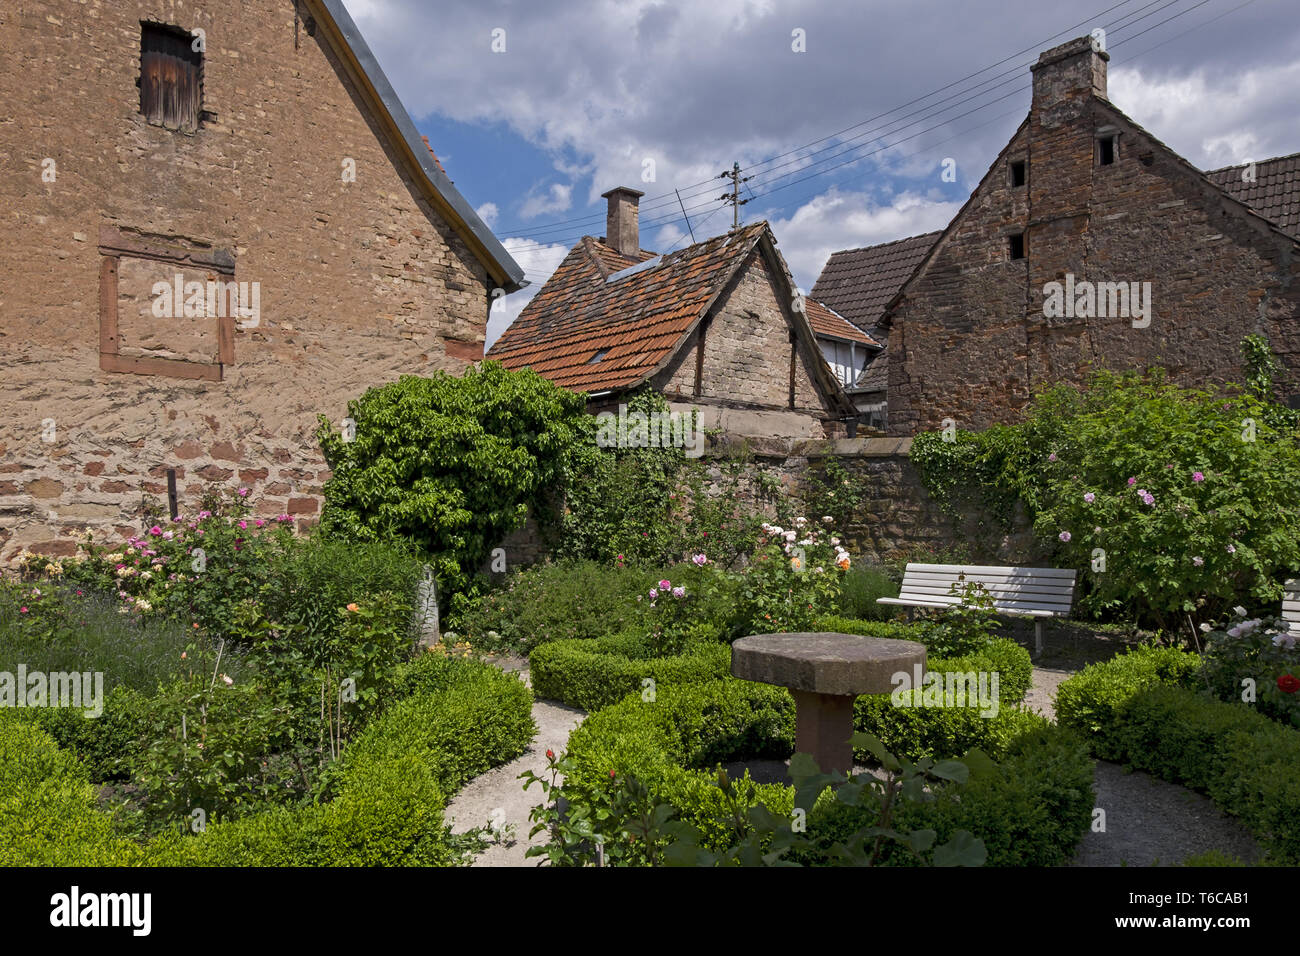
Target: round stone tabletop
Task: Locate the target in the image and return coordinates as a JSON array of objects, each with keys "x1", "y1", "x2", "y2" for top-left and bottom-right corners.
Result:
[{"x1": 731, "y1": 632, "x2": 927, "y2": 697}]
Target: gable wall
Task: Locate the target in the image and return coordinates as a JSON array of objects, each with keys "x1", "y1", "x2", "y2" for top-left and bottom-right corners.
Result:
[
  {"x1": 654, "y1": 247, "x2": 837, "y2": 434},
  {"x1": 0, "y1": 0, "x2": 496, "y2": 560},
  {"x1": 889, "y1": 97, "x2": 1300, "y2": 436}
]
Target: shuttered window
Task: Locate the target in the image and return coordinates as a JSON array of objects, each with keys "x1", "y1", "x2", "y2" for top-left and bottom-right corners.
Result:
[{"x1": 140, "y1": 23, "x2": 202, "y2": 133}]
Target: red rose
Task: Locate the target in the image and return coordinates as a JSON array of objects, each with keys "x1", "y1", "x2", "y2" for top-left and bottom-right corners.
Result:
[
  {"x1": 1278, "y1": 674, "x2": 1300, "y2": 694},
  {"x1": 545, "y1": 749, "x2": 555, "y2": 761},
  {"x1": 609, "y1": 770, "x2": 617, "y2": 780}
]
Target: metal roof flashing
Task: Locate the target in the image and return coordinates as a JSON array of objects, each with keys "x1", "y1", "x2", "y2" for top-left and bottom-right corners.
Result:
[{"x1": 312, "y1": 0, "x2": 525, "y2": 293}]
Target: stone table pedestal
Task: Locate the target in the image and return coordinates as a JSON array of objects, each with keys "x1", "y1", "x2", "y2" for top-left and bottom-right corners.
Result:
[{"x1": 731, "y1": 632, "x2": 927, "y2": 776}]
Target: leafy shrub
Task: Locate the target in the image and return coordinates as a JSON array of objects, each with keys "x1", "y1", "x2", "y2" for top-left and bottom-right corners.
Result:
[
  {"x1": 452, "y1": 560, "x2": 655, "y2": 654},
  {"x1": 733, "y1": 518, "x2": 849, "y2": 634},
  {"x1": 316, "y1": 362, "x2": 588, "y2": 591},
  {"x1": 835, "y1": 564, "x2": 901, "y2": 620},
  {"x1": 1199, "y1": 610, "x2": 1300, "y2": 728},
  {"x1": 26, "y1": 685, "x2": 151, "y2": 783},
  {"x1": 913, "y1": 367, "x2": 1300, "y2": 629},
  {"x1": 0, "y1": 655, "x2": 533, "y2": 866},
  {"x1": 0, "y1": 717, "x2": 141, "y2": 865},
  {"x1": 1054, "y1": 645, "x2": 1201, "y2": 759},
  {"x1": 551, "y1": 678, "x2": 1090, "y2": 867},
  {"x1": 529, "y1": 633, "x2": 732, "y2": 711},
  {"x1": 336, "y1": 653, "x2": 534, "y2": 798},
  {"x1": 1104, "y1": 684, "x2": 1300, "y2": 864},
  {"x1": 0, "y1": 579, "x2": 242, "y2": 695},
  {"x1": 800, "y1": 724, "x2": 1094, "y2": 867}
]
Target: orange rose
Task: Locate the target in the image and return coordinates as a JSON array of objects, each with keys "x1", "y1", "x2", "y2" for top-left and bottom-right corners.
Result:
[{"x1": 346, "y1": 603, "x2": 359, "y2": 612}]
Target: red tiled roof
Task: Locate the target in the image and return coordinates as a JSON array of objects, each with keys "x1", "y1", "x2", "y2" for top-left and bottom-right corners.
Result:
[
  {"x1": 487, "y1": 224, "x2": 770, "y2": 394},
  {"x1": 1205, "y1": 152, "x2": 1300, "y2": 239},
  {"x1": 811, "y1": 231, "x2": 941, "y2": 330},
  {"x1": 804, "y1": 298, "x2": 880, "y2": 347}
]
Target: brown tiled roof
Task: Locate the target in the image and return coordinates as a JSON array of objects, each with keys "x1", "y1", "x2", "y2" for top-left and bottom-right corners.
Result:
[
  {"x1": 853, "y1": 331, "x2": 889, "y2": 393},
  {"x1": 486, "y1": 223, "x2": 770, "y2": 394},
  {"x1": 811, "y1": 231, "x2": 941, "y2": 330},
  {"x1": 1205, "y1": 152, "x2": 1300, "y2": 238},
  {"x1": 805, "y1": 298, "x2": 880, "y2": 347}
]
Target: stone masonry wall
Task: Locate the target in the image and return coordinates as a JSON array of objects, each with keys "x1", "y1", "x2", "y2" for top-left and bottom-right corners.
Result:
[
  {"x1": 0, "y1": 0, "x2": 498, "y2": 562},
  {"x1": 888, "y1": 40, "x2": 1300, "y2": 436}
]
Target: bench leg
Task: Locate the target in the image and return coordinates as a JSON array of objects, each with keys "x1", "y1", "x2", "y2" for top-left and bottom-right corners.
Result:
[{"x1": 1034, "y1": 620, "x2": 1043, "y2": 658}]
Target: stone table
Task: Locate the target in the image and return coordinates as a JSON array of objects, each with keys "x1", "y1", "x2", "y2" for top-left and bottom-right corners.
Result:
[{"x1": 731, "y1": 632, "x2": 927, "y2": 776}]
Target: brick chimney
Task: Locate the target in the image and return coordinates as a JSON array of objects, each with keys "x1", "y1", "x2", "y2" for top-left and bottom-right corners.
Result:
[
  {"x1": 601, "y1": 186, "x2": 644, "y2": 257},
  {"x1": 1030, "y1": 36, "x2": 1108, "y2": 120}
]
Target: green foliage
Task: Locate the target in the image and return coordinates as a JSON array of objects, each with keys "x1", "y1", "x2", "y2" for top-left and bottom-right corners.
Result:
[
  {"x1": 911, "y1": 365, "x2": 1300, "y2": 629},
  {"x1": 0, "y1": 578, "x2": 248, "y2": 695},
  {"x1": 1104, "y1": 684, "x2": 1300, "y2": 864},
  {"x1": 913, "y1": 581, "x2": 1001, "y2": 658},
  {"x1": 855, "y1": 687, "x2": 1043, "y2": 764},
  {"x1": 1054, "y1": 644, "x2": 1202, "y2": 759},
  {"x1": 835, "y1": 564, "x2": 901, "y2": 620},
  {"x1": 1200, "y1": 610, "x2": 1300, "y2": 728},
  {"x1": 335, "y1": 653, "x2": 534, "y2": 799},
  {"x1": 451, "y1": 559, "x2": 655, "y2": 654},
  {"x1": 0, "y1": 655, "x2": 532, "y2": 866},
  {"x1": 1181, "y1": 849, "x2": 1247, "y2": 866},
  {"x1": 733, "y1": 518, "x2": 849, "y2": 634},
  {"x1": 529, "y1": 633, "x2": 732, "y2": 711},
  {"x1": 802, "y1": 457, "x2": 869, "y2": 532},
  {"x1": 543, "y1": 678, "x2": 1090, "y2": 867},
  {"x1": 316, "y1": 362, "x2": 588, "y2": 591}
]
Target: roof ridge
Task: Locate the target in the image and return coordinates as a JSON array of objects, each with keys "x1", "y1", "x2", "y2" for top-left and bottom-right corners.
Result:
[
  {"x1": 1204, "y1": 150, "x2": 1300, "y2": 176},
  {"x1": 830, "y1": 229, "x2": 943, "y2": 257}
]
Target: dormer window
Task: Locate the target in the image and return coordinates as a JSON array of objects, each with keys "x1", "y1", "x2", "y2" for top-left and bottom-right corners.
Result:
[{"x1": 588, "y1": 348, "x2": 610, "y2": 364}]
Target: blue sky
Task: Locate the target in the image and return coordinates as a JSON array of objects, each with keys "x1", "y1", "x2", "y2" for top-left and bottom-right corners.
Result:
[{"x1": 340, "y1": 0, "x2": 1300, "y2": 347}]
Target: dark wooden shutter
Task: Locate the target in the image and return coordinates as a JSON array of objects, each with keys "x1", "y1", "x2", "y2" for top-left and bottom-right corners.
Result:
[{"x1": 141, "y1": 24, "x2": 202, "y2": 132}]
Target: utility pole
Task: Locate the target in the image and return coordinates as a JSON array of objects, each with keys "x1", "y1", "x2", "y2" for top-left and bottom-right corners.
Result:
[{"x1": 718, "y1": 162, "x2": 751, "y2": 230}]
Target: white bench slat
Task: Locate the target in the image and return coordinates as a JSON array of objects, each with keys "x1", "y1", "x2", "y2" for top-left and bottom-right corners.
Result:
[
  {"x1": 898, "y1": 581, "x2": 1075, "y2": 599},
  {"x1": 896, "y1": 586, "x2": 1073, "y2": 606}
]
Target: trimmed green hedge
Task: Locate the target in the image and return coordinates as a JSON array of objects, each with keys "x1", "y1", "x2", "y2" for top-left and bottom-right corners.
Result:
[
  {"x1": 1056, "y1": 645, "x2": 1300, "y2": 863},
  {"x1": 818, "y1": 617, "x2": 1033, "y2": 704},
  {"x1": 561, "y1": 678, "x2": 1093, "y2": 866},
  {"x1": 530, "y1": 633, "x2": 732, "y2": 711},
  {"x1": 1054, "y1": 644, "x2": 1200, "y2": 759},
  {"x1": 1089, "y1": 684, "x2": 1300, "y2": 864},
  {"x1": 799, "y1": 724, "x2": 1094, "y2": 867},
  {"x1": 0, "y1": 655, "x2": 535, "y2": 866}
]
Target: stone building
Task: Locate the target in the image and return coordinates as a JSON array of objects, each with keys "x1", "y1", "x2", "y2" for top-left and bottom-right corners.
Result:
[
  {"x1": 0, "y1": 0, "x2": 523, "y2": 562},
  {"x1": 487, "y1": 187, "x2": 862, "y2": 442},
  {"x1": 813, "y1": 37, "x2": 1300, "y2": 436}
]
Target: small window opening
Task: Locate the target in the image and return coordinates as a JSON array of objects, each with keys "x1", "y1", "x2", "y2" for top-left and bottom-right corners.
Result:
[
  {"x1": 1008, "y1": 233, "x2": 1026, "y2": 261},
  {"x1": 588, "y1": 348, "x2": 610, "y2": 364},
  {"x1": 1098, "y1": 135, "x2": 1117, "y2": 166},
  {"x1": 140, "y1": 22, "x2": 203, "y2": 133},
  {"x1": 1010, "y1": 160, "x2": 1027, "y2": 188}
]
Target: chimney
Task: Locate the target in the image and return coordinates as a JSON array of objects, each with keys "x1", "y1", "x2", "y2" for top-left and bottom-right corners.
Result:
[
  {"x1": 601, "y1": 186, "x2": 644, "y2": 257},
  {"x1": 1030, "y1": 36, "x2": 1108, "y2": 116}
]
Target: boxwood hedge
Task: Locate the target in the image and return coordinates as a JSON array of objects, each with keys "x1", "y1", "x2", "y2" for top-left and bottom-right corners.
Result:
[
  {"x1": 1056, "y1": 650, "x2": 1300, "y2": 864},
  {"x1": 530, "y1": 632, "x2": 731, "y2": 711},
  {"x1": 560, "y1": 678, "x2": 1093, "y2": 866},
  {"x1": 0, "y1": 654, "x2": 534, "y2": 866}
]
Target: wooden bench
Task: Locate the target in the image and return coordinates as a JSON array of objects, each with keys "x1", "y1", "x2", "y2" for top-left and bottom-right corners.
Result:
[
  {"x1": 1283, "y1": 579, "x2": 1300, "y2": 633},
  {"x1": 877, "y1": 563, "x2": 1077, "y2": 656}
]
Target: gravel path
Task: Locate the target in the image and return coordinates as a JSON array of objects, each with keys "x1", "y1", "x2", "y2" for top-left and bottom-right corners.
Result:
[{"x1": 445, "y1": 663, "x2": 585, "y2": 867}]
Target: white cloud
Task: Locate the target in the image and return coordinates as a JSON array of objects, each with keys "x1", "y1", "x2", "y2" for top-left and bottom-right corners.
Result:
[
  {"x1": 519, "y1": 183, "x2": 573, "y2": 219},
  {"x1": 1109, "y1": 60, "x2": 1300, "y2": 169},
  {"x1": 476, "y1": 201, "x2": 499, "y2": 227},
  {"x1": 766, "y1": 188, "x2": 962, "y2": 290},
  {"x1": 486, "y1": 237, "x2": 573, "y2": 350}
]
